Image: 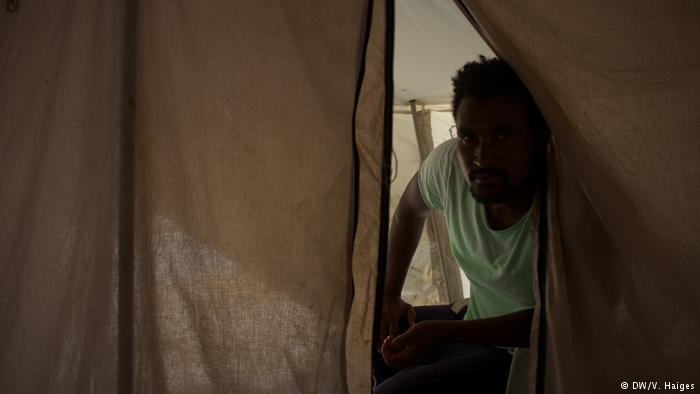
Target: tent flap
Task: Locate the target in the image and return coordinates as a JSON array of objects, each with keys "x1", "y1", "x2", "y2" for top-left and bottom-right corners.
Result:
[{"x1": 460, "y1": 0, "x2": 700, "y2": 392}]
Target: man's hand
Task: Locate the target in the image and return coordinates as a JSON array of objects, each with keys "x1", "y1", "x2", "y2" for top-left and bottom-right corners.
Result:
[
  {"x1": 381, "y1": 321, "x2": 442, "y2": 367},
  {"x1": 378, "y1": 296, "x2": 417, "y2": 351}
]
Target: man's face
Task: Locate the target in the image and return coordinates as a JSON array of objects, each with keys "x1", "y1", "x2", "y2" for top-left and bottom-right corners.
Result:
[{"x1": 455, "y1": 96, "x2": 542, "y2": 204}]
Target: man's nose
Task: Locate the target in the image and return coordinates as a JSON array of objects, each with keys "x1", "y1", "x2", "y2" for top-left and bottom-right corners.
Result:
[{"x1": 473, "y1": 141, "x2": 498, "y2": 167}]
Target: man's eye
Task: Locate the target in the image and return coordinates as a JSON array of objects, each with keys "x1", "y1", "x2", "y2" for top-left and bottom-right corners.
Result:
[
  {"x1": 459, "y1": 133, "x2": 478, "y2": 143},
  {"x1": 496, "y1": 131, "x2": 513, "y2": 141}
]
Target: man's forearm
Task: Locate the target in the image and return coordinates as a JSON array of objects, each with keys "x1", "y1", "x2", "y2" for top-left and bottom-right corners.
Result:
[
  {"x1": 429, "y1": 308, "x2": 534, "y2": 348},
  {"x1": 383, "y1": 210, "x2": 428, "y2": 297}
]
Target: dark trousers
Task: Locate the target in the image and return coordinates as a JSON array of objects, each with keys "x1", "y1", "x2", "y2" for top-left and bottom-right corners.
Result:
[{"x1": 373, "y1": 304, "x2": 512, "y2": 394}]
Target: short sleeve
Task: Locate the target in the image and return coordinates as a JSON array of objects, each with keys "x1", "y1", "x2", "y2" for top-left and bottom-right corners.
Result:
[{"x1": 417, "y1": 139, "x2": 456, "y2": 211}]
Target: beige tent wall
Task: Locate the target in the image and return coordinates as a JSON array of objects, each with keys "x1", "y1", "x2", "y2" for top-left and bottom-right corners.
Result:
[
  {"x1": 459, "y1": 1, "x2": 700, "y2": 392},
  {"x1": 0, "y1": 1, "x2": 123, "y2": 392},
  {"x1": 133, "y1": 1, "x2": 368, "y2": 392},
  {"x1": 1, "y1": 0, "x2": 379, "y2": 392}
]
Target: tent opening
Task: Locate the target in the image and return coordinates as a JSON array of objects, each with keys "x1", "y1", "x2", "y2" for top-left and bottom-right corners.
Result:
[{"x1": 389, "y1": 0, "x2": 494, "y2": 307}]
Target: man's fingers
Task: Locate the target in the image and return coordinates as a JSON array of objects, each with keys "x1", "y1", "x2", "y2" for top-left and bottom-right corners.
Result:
[
  {"x1": 391, "y1": 330, "x2": 411, "y2": 350},
  {"x1": 382, "y1": 350, "x2": 405, "y2": 367},
  {"x1": 381, "y1": 335, "x2": 393, "y2": 353},
  {"x1": 382, "y1": 343, "x2": 418, "y2": 368},
  {"x1": 381, "y1": 336, "x2": 398, "y2": 365},
  {"x1": 381, "y1": 339, "x2": 405, "y2": 367}
]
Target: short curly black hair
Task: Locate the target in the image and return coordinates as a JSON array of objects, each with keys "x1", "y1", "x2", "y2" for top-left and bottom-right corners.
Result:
[{"x1": 451, "y1": 56, "x2": 545, "y2": 128}]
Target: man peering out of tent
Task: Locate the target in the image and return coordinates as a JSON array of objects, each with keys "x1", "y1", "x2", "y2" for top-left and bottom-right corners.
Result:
[{"x1": 374, "y1": 56, "x2": 548, "y2": 393}]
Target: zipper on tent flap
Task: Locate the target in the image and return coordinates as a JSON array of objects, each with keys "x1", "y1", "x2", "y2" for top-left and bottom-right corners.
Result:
[
  {"x1": 346, "y1": 0, "x2": 375, "y2": 389},
  {"x1": 6, "y1": 0, "x2": 18, "y2": 13},
  {"x1": 372, "y1": 0, "x2": 395, "y2": 373},
  {"x1": 118, "y1": 0, "x2": 137, "y2": 392}
]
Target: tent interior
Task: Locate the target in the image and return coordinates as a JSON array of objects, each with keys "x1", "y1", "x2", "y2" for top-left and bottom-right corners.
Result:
[{"x1": 1, "y1": 0, "x2": 699, "y2": 393}]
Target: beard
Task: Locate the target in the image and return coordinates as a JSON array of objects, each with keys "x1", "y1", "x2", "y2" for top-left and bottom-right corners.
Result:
[
  {"x1": 469, "y1": 182, "x2": 510, "y2": 203},
  {"x1": 468, "y1": 169, "x2": 510, "y2": 203}
]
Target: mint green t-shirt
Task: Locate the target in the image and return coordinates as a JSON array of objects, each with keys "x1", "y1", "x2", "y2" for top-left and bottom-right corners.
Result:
[{"x1": 418, "y1": 139, "x2": 535, "y2": 321}]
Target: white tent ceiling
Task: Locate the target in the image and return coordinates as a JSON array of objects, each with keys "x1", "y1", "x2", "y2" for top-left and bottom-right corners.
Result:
[{"x1": 394, "y1": 0, "x2": 494, "y2": 105}]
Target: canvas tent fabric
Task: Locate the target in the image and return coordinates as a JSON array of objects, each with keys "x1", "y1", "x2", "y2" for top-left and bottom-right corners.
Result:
[
  {"x1": 345, "y1": 0, "x2": 388, "y2": 391},
  {"x1": 2, "y1": 1, "x2": 700, "y2": 393},
  {"x1": 1, "y1": 1, "x2": 124, "y2": 391},
  {"x1": 1, "y1": 0, "x2": 375, "y2": 392}
]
